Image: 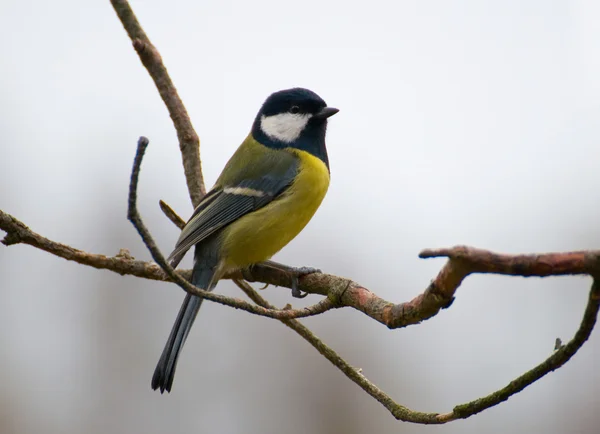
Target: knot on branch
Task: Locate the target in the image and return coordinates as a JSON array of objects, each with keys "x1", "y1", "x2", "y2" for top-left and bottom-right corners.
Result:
[
  {"x1": 327, "y1": 278, "x2": 353, "y2": 306},
  {"x1": 132, "y1": 38, "x2": 161, "y2": 61}
]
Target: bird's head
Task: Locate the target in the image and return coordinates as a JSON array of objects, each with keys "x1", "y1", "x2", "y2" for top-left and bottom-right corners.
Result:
[{"x1": 252, "y1": 88, "x2": 338, "y2": 166}]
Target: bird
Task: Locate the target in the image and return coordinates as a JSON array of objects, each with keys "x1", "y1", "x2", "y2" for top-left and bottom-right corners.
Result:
[{"x1": 151, "y1": 87, "x2": 338, "y2": 393}]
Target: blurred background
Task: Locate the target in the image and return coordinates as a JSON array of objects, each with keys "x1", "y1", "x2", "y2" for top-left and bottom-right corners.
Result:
[{"x1": 1, "y1": 0, "x2": 599, "y2": 433}]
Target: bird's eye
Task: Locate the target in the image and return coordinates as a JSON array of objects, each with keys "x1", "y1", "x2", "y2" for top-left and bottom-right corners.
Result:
[{"x1": 290, "y1": 106, "x2": 300, "y2": 114}]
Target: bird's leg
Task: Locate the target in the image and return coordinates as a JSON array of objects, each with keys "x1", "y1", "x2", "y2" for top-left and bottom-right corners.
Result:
[{"x1": 259, "y1": 260, "x2": 321, "y2": 298}]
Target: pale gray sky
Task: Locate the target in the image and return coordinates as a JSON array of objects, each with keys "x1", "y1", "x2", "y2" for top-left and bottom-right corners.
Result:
[{"x1": 1, "y1": 1, "x2": 599, "y2": 433}]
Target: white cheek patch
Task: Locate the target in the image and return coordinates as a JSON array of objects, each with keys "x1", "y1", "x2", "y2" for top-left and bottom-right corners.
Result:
[{"x1": 260, "y1": 113, "x2": 312, "y2": 143}]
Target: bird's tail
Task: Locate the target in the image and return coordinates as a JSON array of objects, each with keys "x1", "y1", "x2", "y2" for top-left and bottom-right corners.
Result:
[{"x1": 151, "y1": 266, "x2": 216, "y2": 393}]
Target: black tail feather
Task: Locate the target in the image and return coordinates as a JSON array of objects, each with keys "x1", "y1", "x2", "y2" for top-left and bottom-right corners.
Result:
[
  {"x1": 152, "y1": 257, "x2": 217, "y2": 394},
  {"x1": 151, "y1": 294, "x2": 203, "y2": 393}
]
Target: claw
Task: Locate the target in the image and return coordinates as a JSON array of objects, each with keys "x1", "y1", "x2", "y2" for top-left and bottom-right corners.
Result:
[
  {"x1": 290, "y1": 266, "x2": 320, "y2": 298},
  {"x1": 258, "y1": 261, "x2": 321, "y2": 299},
  {"x1": 291, "y1": 277, "x2": 309, "y2": 298}
]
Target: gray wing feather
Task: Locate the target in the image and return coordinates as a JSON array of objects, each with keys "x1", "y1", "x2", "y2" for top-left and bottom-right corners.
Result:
[{"x1": 167, "y1": 159, "x2": 299, "y2": 265}]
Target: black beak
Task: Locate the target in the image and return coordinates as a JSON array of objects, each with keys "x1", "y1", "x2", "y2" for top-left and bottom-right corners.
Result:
[{"x1": 313, "y1": 107, "x2": 339, "y2": 120}]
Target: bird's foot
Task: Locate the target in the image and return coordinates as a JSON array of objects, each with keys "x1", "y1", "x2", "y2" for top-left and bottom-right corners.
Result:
[
  {"x1": 288, "y1": 266, "x2": 320, "y2": 298},
  {"x1": 258, "y1": 261, "x2": 320, "y2": 298}
]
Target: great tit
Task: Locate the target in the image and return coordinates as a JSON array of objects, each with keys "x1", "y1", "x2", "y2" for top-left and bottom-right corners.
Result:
[{"x1": 151, "y1": 87, "x2": 338, "y2": 393}]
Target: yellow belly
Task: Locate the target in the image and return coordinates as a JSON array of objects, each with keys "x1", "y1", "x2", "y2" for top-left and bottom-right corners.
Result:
[{"x1": 220, "y1": 149, "x2": 330, "y2": 269}]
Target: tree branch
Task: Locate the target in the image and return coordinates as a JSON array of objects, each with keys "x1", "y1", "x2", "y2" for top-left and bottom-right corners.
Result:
[
  {"x1": 110, "y1": 0, "x2": 206, "y2": 206},
  {"x1": 440, "y1": 277, "x2": 600, "y2": 422},
  {"x1": 0, "y1": 208, "x2": 173, "y2": 280},
  {"x1": 3, "y1": 206, "x2": 600, "y2": 328},
  {"x1": 234, "y1": 277, "x2": 600, "y2": 423},
  {"x1": 244, "y1": 246, "x2": 600, "y2": 329},
  {"x1": 3, "y1": 199, "x2": 597, "y2": 424},
  {"x1": 232, "y1": 279, "x2": 444, "y2": 424}
]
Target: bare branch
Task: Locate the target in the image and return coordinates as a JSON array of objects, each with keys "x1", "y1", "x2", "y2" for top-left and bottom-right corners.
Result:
[
  {"x1": 236, "y1": 277, "x2": 600, "y2": 423},
  {"x1": 110, "y1": 0, "x2": 206, "y2": 206},
  {"x1": 439, "y1": 277, "x2": 600, "y2": 422},
  {"x1": 3, "y1": 197, "x2": 597, "y2": 424},
  {"x1": 420, "y1": 246, "x2": 600, "y2": 276},
  {"x1": 233, "y1": 279, "x2": 444, "y2": 424},
  {"x1": 243, "y1": 247, "x2": 600, "y2": 329},
  {"x1": 0, "y1": 208, "x2": 176, "y2": 281},
  {"x1": 3, "y1": 205, "x2": 600, "y2": 328}
]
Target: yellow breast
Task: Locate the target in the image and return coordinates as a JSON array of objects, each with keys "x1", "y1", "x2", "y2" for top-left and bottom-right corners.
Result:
[{"x1": 220, "y1": 149, "x2": 330, "y2": 269}]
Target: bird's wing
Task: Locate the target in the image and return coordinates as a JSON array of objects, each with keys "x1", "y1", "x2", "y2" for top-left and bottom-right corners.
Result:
[{"x1": 167, "y1": 151, "x2": 299, "y2": 267}]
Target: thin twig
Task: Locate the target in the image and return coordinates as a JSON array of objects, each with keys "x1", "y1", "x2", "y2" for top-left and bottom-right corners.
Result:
[
  {"x1": 110, "y1": 0, "x2": 206, "y2": 206},
  {"x1": 159, "y1": 200, "x2": 186, "y2": 229},
  {"x1": 126, "y1": 137, "x2": 337, "y2": 321},
  {"x1": 439, "y1": 277, "x2": 600, "y2": 422},
  {"x1": 0, "y1": 208, "x2": 181, "y2": 280},
  {"x1": 235, "y1": 278, "x2": 600, "y2": 423},
  {"x1": 233, "y1": 279, "x2": 443, "y2": 423}
]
